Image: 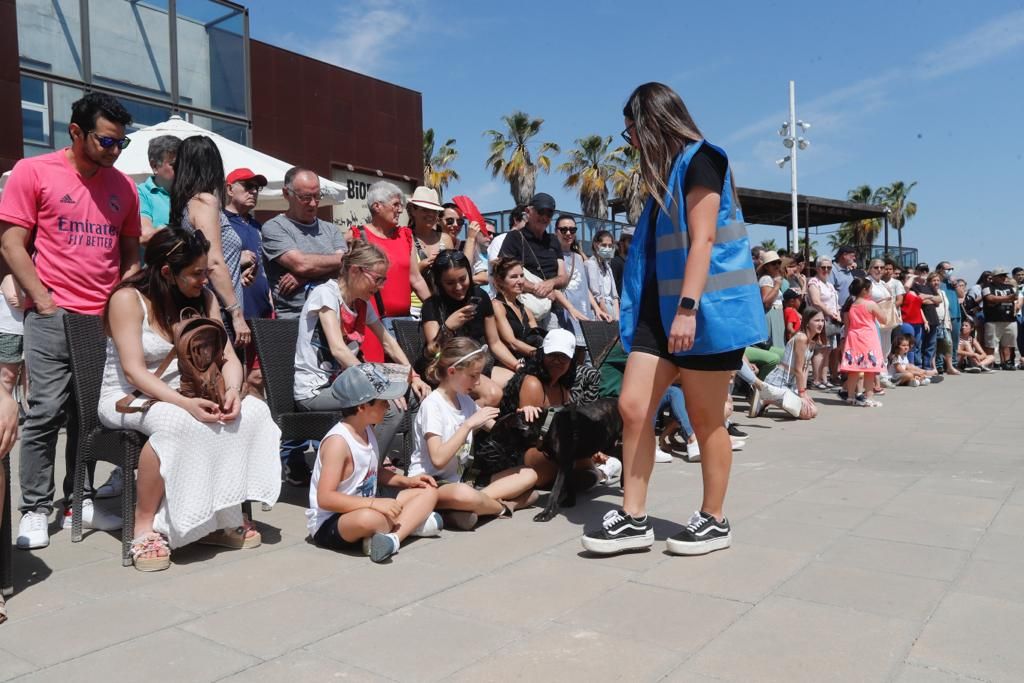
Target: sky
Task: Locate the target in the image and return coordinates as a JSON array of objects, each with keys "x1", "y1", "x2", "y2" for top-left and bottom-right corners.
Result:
[{"x1": 250, "y1": 0, "x2": 1024, "y2": 285}]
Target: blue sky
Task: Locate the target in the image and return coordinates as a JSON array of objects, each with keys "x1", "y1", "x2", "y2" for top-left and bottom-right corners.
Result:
[{"x1": 252, "y1": 0, "x2": 1024, "y2": 284}]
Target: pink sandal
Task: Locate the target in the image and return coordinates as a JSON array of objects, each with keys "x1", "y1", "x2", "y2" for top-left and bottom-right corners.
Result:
[{"x1": 131, "y1": 532, "x2": 171, "y2": 572}]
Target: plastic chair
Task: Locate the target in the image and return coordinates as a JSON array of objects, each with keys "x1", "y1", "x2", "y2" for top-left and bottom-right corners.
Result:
[
  {"x1": 580, "y1": 320, "x2": 620, "y2": 368},
  {"x1": 390, "y1": 318, "x2": 425, "y2": 368}
]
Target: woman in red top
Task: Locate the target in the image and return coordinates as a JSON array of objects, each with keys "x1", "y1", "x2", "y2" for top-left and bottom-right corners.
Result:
[
  {"x1": 351, "y1": 181, "x2": 433, "y2": 362},
  {"x1": 900, "y1": 277, "x2": 925, "y2": 365}
]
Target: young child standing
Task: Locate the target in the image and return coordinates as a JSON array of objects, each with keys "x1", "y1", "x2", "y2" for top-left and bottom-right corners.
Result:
[
  {"x1": 888, "y1": 334, "x2": 931, "y2": 386},
  {"x1": 307, "y1": 364, "x2": 441, "y2": 563},
  {"x1": 782, "y1": 288, "x2": 802, "y2": 342},
  {"x1": 840, "y1": 277, "x2": 888, "y2": 407}
]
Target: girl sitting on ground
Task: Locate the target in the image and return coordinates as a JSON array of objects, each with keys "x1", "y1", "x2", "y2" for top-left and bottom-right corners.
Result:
[
  {"x1": 408, "y1": 337, "x2": 547, "y2": 529},
  {"x1": 840, "y1": 277, "x2": 888, "y2": 407},
  {"x1": 307, "y1": 364, "x2": 441, "y2": 563},
  {"x1": 750, "y1": 306, "x2": 824, "y2": 419},
  {"x1": 957, "y1": 319, "x2": 996, "y2": 372},
  {"x1": 888, "y1": 334, "x2": 931, "y2": 386}
]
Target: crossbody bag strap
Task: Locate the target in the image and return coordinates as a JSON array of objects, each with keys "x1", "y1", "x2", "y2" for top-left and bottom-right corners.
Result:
[
  {"x1": 520, "y1": 230, "x2": 547, "y2": 280},
  {"x1": 114, "y1": 348, "x2": 177, "y2": 414}
]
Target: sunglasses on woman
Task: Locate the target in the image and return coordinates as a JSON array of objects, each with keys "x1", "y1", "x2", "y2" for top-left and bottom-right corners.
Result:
[{"x1": 557, "y1": 227, "x2": 577, "y2": 235}]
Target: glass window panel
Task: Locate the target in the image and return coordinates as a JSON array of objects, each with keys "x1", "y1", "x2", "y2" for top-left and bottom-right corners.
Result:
[
  {"x1": 23, "y1": 82, "x2": 83, "y2": 158},
  {"x1": 20, "y1": 76, "x2": 45, "y2": 104},
  {"x1": 88, "y1": 0, "x2": 172, "y2": 100},
  {"x1": 176, "y1": 0, "x2": 248, "y2": 117},
  {"x1": 22, "y1": 110, "x2": 47, "y2": 145},
  {"x1": 191, "y1": 114, "x2": 248, "y2": 145},
  {"x1": 16, "y1": 0, "x2": 85, "y2": 80},
  {"x1": 121, "y1": 99, "x2": 172, "y2": 132}
]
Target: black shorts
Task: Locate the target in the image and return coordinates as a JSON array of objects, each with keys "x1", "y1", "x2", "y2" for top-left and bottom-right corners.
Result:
[
  {"x1": 312, "y1": 513, "x2": 361, "y2": 552},
  {"x1": 630, "y1": 285, "x2": 745, "y2": 372}
]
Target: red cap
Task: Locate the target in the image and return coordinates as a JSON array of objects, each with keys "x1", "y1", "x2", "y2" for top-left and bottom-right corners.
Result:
[{"x1": 226, "y1": 167, "x2": 268, "y2": 186}]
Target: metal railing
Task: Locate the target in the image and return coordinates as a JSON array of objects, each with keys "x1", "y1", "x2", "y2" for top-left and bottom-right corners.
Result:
[{"x1": 481, "y1": 209, "x2": 635, "y2": 256}]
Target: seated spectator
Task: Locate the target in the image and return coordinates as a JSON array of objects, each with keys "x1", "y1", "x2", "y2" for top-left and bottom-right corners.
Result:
[
  {"x1": 782, "y1": 289, "x2": 802, "y2": 341},
  {"x1": 585, "y1": 230, "x2": 620, "y2": 321},
  {"x1": 422, "y1": 250, "x2": 518, "y2": 405},
  {"x1": 750, "y1": 307, "x2": 823, "y2": 419},
  {"x1": 306, "y1": 364, "x2": 440, "y2": 563},
  {"x1": 293, "y1": 240, "x2": 430, "y2": 462},
  {"x1": 0, "y1": 382, "x2": 17, "y2": 623},
  {"x1": 99, "y1": 228, "x2": 281, "y2": 572},
  {"x1": 138, "y1": 134, "x2": 179, "y2": 247},
  {"x1": 491, "y1": 257, "x2": 543, "y2": 360},
  {"x1": 957, "y1": 319, "x2": 996, "y2": 372},
  {"x1": 408, "y1": 338, "x2": 527, "y2": 529},
  {"x1": 889, "y1": 334, "x2": 932, "y2": 386}
]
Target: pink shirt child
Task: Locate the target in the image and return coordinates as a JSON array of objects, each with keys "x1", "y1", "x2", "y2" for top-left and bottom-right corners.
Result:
[{"x1": 0, "y1": 149, "x2": 141, "y2": 315}]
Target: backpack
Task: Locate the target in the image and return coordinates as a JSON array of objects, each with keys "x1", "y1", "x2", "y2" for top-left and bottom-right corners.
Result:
[
  {"x1": 962, "y1": 290, "x2": 982, "y2": 318},
  {"x1": 117, "y1": 309, "x2": 232, "y2": 413}
]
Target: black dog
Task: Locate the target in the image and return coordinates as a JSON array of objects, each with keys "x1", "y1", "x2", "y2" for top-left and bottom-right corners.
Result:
[{"x1": 489, "y1": 398, "x2": 622, "y2": 522}]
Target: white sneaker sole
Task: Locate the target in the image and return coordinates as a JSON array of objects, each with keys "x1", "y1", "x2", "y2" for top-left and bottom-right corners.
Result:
[
  {"x1": 666, "y1": 534, "x2": 731, "y2": 556},
  {"x1": 581, "y1": 530, "x2": 654, "y2": 555},
  {"x1": 16, "y1": 535, "x2": 49, "y2": 550}
]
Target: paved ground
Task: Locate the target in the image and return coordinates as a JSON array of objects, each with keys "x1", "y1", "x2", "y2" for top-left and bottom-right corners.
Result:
[{"x1": 1, "y1": 372, "x2": 1023, "y2": 682}]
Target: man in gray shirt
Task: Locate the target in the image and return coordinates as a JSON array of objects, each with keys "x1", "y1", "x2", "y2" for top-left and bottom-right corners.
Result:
[{"x1": 262, "y1": 167, "x2": 347, "y2": 319}]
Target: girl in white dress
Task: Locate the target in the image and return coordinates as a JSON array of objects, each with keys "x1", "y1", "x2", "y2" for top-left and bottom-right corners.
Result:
[{"x1": 98, "y1": 227, "x2": 281, "y2": 571}]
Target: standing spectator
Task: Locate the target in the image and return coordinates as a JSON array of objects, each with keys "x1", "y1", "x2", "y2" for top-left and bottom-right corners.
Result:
[
  {"x1": 757, "y1": 250, "x2": 785, "y2": 348},
  {"x1": 982, "y1": 268, "x2": 1019, "y2": 369},
  {"x1": 910, "y1": 263, "x2": 942, "y2": 372},
  {"x1": 829, "y1": 246, "x2": 858, "y2": 306},
  {"x1": 900, "y1": 279, "x2": 926, "y2": 366},
  {"x1": 786, "y1": 253, "x2": 807, "y2": 293},
  {"x1": 882, "y1": 259, "x2": 906, "y2": 331},
  {"x1": 224, "y1": 168, "x2": 271, "y2": 321},
  {"x1": 0, "y1": 92, "x2": 140, "y2": 549},
  {"x1": 262, "y1": 167, "x2": 348, "y2": 321},
  {"x1": 351, "y1": 181, "x2": 432, "y2": 362},
  {"x1": 867, "y1": 258, "x2": 896, "y2": 389},
  {"x1": 169, "y1": 136, "x2": 250, "y2": 346},
  {"x1": 610, "y1": 226, "x2": 633, "y2": 296},
  {"x1": 486, "y1": 205, "x2": 525, "y2": 274},
  {"x1": 807, "y1": 256, "x2": 842, "y2": 387},
  {"x1": 1014, "y1": 267, "x2": 1024, "y2": 368},
  {"x1": 0, "y1": 274, "x2": 24, "y2": 410},
  {"x1": 0, "y1": 381, "x2": 17, "y2": 621},
  {"x1": 963, "y1": 271, "x2": 991, "y2": 325},
  {"x1": 840, "y1": 277, "x2": 886, "y2": 407},
  {"x1": 936, "y1": 262, "x2": 961, "y2": 370},
  {"x1": 497, "y1": 192, "x2": 569, "y2": 330},
  {"x1": 407, "y1": 187, "x2": 452, "y2": 319},
  {"x1": 585, "y1": 230, "x2": 620, "y2": 321},
  {"x1": 137, "y1": 135, "x2": 180, "y2": 247},
  {"x1": 262, "y1": 167, "x2": 347, "y2": 485},
  {"x1": 554, "y1": 215, "x2": 602, "y2": 360},
  {"x1": 929, "y1": 271, "x2": 959, "y2": 375}
]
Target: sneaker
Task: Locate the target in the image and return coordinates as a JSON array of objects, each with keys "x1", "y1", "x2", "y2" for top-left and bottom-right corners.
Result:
[
  {"x1": 367, "y1": 532, "x2": 400, "y2": 563},
  {"x1": 597, "y1": 457, "x2": 622, "y2": 486},
  {"x1": 726, "y1": 424, "x2": 748, "y2": 438},
  {"x1": 17, "y1": 510, "x2": 50, "y2": 549},
  {"x1": 838, "y1": 388, "x2": 849, "y2": 401},
  {"x1": 410, "y1": 512, "x2": 443, "y2": 538},
  {"x1": 443, "y1": 510, "x2": 479, "y2": 531},
  {"x1": 654, "y1": 447, "x2": 673, "y2": 463},
  {"x1": 63, "y1": 499, "x2": 123, "y2": 531},
  {"x1": 666, "y1": 511, "x2": 732, "y2": 556},
  {"x1": 1004, "y1": 363, "x2": 1017, "y2": 371},
  {"x1": 920, "y1": 378, "x2": 931, "y2": 386},
  {"x1": 747, "y1": 386, "x2": 762, "y2": 418},
  {"x1": 283, "y1": 458, "x2": 312, "y2": 487},
  {"x1": 684, "y1": 439, "x2": 701, "y2": 463},
  {"x1": 581, "y1": 509, "x2": 654, "y2": 555},
  {"x1": 964, "y1": 366, "x2": 982, "y2": 374},
  {"x1": 982, "y1": 366, "x2": 996, "y2": 373},
  {"x1": 95, "y1": 467, "x2": 124, "y2": 499},
  {"x1": 730, "y1": 437, "x2": 746, "y2": 451},
  {"x1": 909, "y1": 379, "x2": 920, "y2": 387}
]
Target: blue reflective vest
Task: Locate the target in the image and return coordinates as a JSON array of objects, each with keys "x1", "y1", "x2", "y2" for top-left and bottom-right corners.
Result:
[{"x1": 620, "y1": 140, "x2": 768, "y2": 356}]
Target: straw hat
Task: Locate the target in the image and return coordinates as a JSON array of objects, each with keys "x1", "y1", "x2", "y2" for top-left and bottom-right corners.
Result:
[{"x1": 408, "y1": 186, "x2": 443, "y2": 212}]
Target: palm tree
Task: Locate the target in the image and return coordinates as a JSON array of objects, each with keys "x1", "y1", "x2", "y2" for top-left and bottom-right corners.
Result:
[
  {"x1": 839, "y1": 184, "x2": 882, "y2": 247},
  {"x1": 610, "y1": 144, "x2": 645, "y2": 224},
  {"x1": 759, "y1": 238, "x2": 778, "y2": 251},
  {"x1": 826, "y1": 227, "x2": 855, "y2": 252},
  {"x1": 558, "y1": 135, "x2": 618, "y2": 219},
  {"x1": 799, "y1": 236, "x2": 818, "y2": 260},
  {"x1": 874, "y1": 181, "x2": 918, "y2": 253},
  {"x1": 422, "y1": 128, "x2": 459, "y2": 199},
  {"x1": 484, "y1": 111, "x2": 560, "y2": 206}
]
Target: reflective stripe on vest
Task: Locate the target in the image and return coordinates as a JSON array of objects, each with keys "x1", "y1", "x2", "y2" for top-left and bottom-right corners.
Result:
[{"x1": 656, "y1": 220, "x2": 749, "y2": 253}]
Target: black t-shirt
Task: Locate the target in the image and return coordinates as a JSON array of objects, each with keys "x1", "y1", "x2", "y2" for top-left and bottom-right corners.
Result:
[
  {"x1": 610, "y1": 254, "x2": 626, "y2": 295},
  {"x1": 912, "y1": 282, "x2": 940, "y2": 327},
  {"x1": 421, "y1": 284, "x2": 494, "y2": 344},
  {"x1": 498, "y1": 228, "x2": 561, "y2": 282},
  {"x1": 982, "y1": 282, "x2": 1016, "y2": 322}
]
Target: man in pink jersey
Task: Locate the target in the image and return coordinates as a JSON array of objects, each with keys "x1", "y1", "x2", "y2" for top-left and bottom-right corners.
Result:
[{"x1": 0, "y1": 92, "x2": 141, "y2": 549}]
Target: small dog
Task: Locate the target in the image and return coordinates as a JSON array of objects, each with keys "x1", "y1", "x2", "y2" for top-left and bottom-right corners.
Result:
[{"x1": 489, "y1": 398, "x2": 622, "y2": 522}]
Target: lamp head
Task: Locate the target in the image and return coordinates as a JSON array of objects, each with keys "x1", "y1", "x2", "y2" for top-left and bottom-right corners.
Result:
[
  {"x1": 783, "y1": 137, "x2": 794, "y2": 149},
  {"x1": 776, "y1": 156, "x2": 790, "y2": 168}
]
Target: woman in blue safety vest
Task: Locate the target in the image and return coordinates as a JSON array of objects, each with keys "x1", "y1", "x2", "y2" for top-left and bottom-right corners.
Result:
[{"x1": 582, "y1": 82, "x2": 766, "y2": 557}]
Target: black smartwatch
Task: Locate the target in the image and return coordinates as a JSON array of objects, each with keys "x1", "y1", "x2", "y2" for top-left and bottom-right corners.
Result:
[{"x1": 678, "y1": 296, "x2": 698, "y2": 311}]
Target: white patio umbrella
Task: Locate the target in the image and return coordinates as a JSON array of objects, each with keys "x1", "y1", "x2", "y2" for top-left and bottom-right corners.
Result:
[{"x1": 0, "y1": 115, "x2": 347, "y2": 211}]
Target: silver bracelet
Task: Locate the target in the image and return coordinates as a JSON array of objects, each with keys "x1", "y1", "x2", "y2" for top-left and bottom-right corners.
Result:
[{"x1": 223, "y1": 303, "x2": 241, "y2": 313}]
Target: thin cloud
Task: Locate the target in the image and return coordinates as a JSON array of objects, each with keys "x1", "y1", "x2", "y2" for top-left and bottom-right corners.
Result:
[{"x1": 915, "y1": 9, "x2": 1024, "y2": 79}]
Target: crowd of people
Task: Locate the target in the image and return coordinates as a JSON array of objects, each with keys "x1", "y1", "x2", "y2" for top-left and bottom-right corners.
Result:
[{"x1": 0, "y1": 85, "x2": 1016, "y2": 620}]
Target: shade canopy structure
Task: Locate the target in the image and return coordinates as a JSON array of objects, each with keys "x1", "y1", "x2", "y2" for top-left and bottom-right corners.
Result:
[
  {"x1": 734, "y1": 187, "x2": 887, "y2": 228},
  {"x1": 0, "y1": 116, "x2": 347, "y2": 212}
]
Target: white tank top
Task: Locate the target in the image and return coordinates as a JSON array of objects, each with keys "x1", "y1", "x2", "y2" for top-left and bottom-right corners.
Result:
[{"x1": 306, "y1": 422, "x2": 379, "y2": 535}]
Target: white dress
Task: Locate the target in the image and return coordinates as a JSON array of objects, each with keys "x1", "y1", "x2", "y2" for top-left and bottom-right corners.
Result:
[
  {"x1": 97, "y1": 291, "x2": 282, "y2": 548},
  {"x1": 561, "y1": 251, "x2": 594, "y2": 346}
]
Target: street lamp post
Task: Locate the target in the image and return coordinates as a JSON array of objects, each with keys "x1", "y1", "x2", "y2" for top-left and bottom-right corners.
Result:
[{"x1": 776, "y1": 80, "x2": 810, "y2": 256}]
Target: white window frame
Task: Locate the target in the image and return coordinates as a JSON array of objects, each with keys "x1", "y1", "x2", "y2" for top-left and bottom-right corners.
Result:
[{"x1": 22, "y1": 78, "x2": 51, "y2": 146}]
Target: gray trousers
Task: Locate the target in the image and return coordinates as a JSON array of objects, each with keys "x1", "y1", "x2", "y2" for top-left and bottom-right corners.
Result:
[
  {"x1": 296, "y1": 391, "x2": 405, "y2": 463},
  {"x1": 19, "y1": 309, "x2": 92, "y2": 514}
]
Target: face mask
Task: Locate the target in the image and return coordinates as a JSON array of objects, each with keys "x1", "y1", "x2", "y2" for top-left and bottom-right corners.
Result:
[{"x1": 596, "y1": 246, "x2": 615, "y2": 260}]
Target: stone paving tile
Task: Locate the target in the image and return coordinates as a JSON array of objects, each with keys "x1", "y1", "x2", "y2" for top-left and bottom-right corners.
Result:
[
  {"x1": 729, "y1": 514, "x2": 846, "y2": 555},
  {"x1": 787, "y1": 479, "x2": 909, "y2": 508},
  {"x1": 878, "y1": 491, "x2": 1003, "y2": 528},
  {"x1": 986, "y1": 504, "x2": 1024, "y2": 536},
  {"x1": 818, "y1": 535, "x2": 968, "y2": 582},
  {"x1": 0, "y1": 575, "x2": 92, "y2": 624},
  {"x1": 12, "y1": 627, "x2": 257, "y2": 682},
  {"x1": 753, "y1": 498, "x2": 875, "y2": 530},
  {"x1": 893, "y1": 664, "x2": 980, "y2": 682},
  {"x1": 776, "y1": 561, "x2": 949, "y2": 619},
  {"x1": 851, "y1": 513, "x2": 986, "y2": 551},
  {"x1": 556, "y1": 581, "x2": 749, "y2": 653},
  {"x1": 219, "y1": 651, "x2": 393, "y2": 682},
  {"x1": 954, "y1": 558, "x2": 1024, "y2": 605},
  {"x1": 909, "y1": 591, "x2": 1024, "y2": 682},
  {"x1": 972, "y1": 531, "x2": 1024, "y2": 565},
  {"x1": 685, "y1": 595, "x2": 917, "y2": 683},
  {"x1": 903, "y1": 474, "x2": 1015, "y2": 501},
  {"x1": 447, "y1": 623, "x2": 681, "y2": 682},
  {"x1": 0, "y1": 646, "x2": 36, "y2": 681},
  {"x1": 310, "y1": 605, "x2": 517, "y2": 681},
  {"x1": 181, "y1": 587, "x2": 382, "y2": 659}
]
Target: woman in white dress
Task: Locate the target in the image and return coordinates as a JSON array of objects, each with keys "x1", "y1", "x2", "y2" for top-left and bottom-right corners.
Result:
[
  {"x1": 98, "y1": 227, "x2": 281, "y2": 572},
  {"x1": 553, "y1": 215, "x2": 604, "y2": 363}
]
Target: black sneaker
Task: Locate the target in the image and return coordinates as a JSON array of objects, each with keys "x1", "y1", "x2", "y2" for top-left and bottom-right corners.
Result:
[
  {"x1": 283, "y1": 457, "x2": 312, "y2": 487},
  {"x1": 727, "y1": 423, "x2": 748, "y2": 438},
  {"x1": 666, "y1": 511, "x2": 732, "y2": 556},
  {"x1": 581, "y1": 509, "x2": 654, "y2": 555},
  {"x1": 1004, "y1": 363, "x2": 1017, "y2": 371}
]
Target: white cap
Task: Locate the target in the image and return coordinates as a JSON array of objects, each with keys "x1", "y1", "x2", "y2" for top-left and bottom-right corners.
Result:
[{"x1": 542, "y1": 328, "x2": 577, "y2": 357}]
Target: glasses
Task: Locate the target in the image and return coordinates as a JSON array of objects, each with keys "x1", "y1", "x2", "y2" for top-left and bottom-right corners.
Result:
[
  {"x1": 818, "y1": 266, "x2": 833, "y2": 271},
  {"x1": 236, "y1": 182, "x2": 262, "y2": 194},
  {"x1": 360, "y1": 267, "x2": 387, "y2": 287},
  {"x1": 89, "y1": 132, "x2": 131, "y2": 150},
  {"x1": 557, "y1": 227, "x2": 577, "y2": 235},
  {"x1": 621, "y1": 124, "x2": 635, "y2": 144},
  {"x1": 443, "y1": 217, "x2": 460, "y2": 226},
  {"x1": 288, "y1": 189, "x2": 323, "y2": 203}
]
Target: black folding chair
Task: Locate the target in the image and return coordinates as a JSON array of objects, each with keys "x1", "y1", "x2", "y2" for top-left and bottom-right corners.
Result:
[
  {"x1": 580, "y1": 320, "x2": 620, "y2": 368},
  {"x1": 2, "y1": 454, "x2": 12, "y2": 596}
]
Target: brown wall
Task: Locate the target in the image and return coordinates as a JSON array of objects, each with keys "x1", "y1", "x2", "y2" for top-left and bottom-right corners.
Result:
[
  {"x1": 249, "y1": 40, "x2": 422, "y2": 186},
  {"x1": 0, "y1": 0, "x2": 23, "y2": 174}
]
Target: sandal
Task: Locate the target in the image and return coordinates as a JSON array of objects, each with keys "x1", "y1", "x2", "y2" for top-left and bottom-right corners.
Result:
[
  {"x1": 199, "y1": 524, "x2": 262, "y2": 550},
  {"x1": 1, "y1": 594, "x2": 6, "y2": 625},
  {"x1": 131, "y1": 532, "x2": 171, "y2": 572}
]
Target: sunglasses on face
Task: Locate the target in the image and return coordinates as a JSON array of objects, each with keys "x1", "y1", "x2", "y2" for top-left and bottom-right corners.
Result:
[
  {"x1": 621, "y1": 124, "x2": 635, "y2": 144},
  {"x1": 89, "y1": 132, "x2": 131, "y2": 150},
  {"x1": 237, "y1": 182, "x2": 262, "y2": 194},
  {"x1": 557, "y1": 227, "x2": 577, "y2": 235},
  {"x1": 819, "y1": 266, "x2": 832, "y2": 271},
  {"x1": 443, "y1": 217, "x2": 461, "y2": 226}
]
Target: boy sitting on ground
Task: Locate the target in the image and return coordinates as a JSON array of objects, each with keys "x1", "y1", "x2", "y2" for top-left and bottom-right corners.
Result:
[{"x1": 307, "y1": 363, "x2": 441, "y2": 563}]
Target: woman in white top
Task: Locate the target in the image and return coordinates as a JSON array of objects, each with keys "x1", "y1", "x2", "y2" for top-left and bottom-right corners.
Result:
[
  {"x1": 99, "y1": 227, "x2": 281, "y2": 572},
  {"x1": 867, "y1": 258, "x2": 896, "y2": 391},
  {"x1": 806, "y1": 256, "x2": 842, "y2": 387},
  {"x1": 928, "y1": 271, "x2": 960, "y2": 375},
  {"x1": 757, "y1": 250, "x2": 786, "y2": 349},
  {"x1": 553, "y1": 215, "x2": 603, "y2": 361},
  {"x1": 584, "y1": 230, "x2": 620, "y2": 321},
  {"x1": 0, "y1": 274, "x2": 24, "y2": 407}
]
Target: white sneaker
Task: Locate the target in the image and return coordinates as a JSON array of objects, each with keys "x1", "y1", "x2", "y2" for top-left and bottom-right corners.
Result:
[
  {"x1": 95, "y1": 467, "x2": 124, "y2": 499},
  {"x1": 921, "y1": 378, "x2": 931, "y2": 386},
  {"x1": 62, "y1": 499, "x2": 123, "y2": 531},
  {"x1": 655, "y1": 447, "x2": 673, "y2": 463},
  {"x1": 909, "y1": 379, "x2": 920, "y2": 387},
  {"x1": 684, "y1": 439, "x2": 701, "y2": 463},
  {"x1": 597, "y1": 457, "x2": 622, "y2": 486},
  {"x1": 17, "y1": 510, "x2": 50, "y2": 549},
  {"x1": 730, "y1": 437, "x2": 746, "y2": 451},
  {"x1": 747, "y1": 386, "x2": 762, "y2": 418},
  {"x1": 410, "y1": 511, "x2": 443, "y2": 538}
]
